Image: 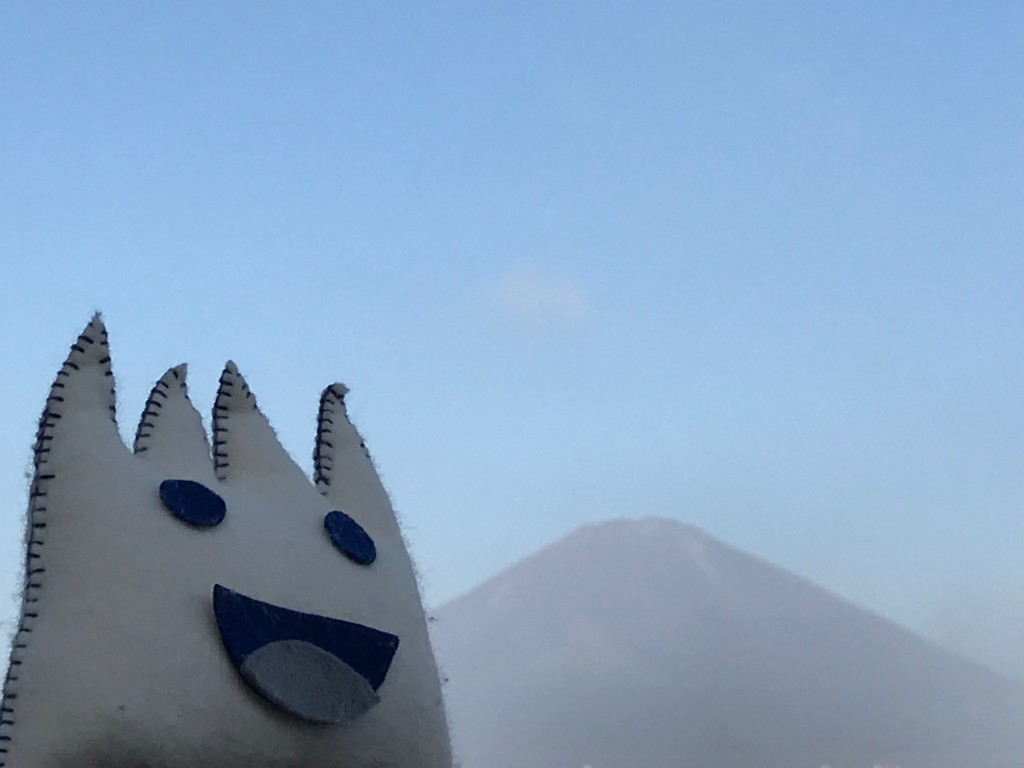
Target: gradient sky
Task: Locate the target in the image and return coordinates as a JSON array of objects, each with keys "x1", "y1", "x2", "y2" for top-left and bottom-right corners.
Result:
[{"x1": 1, "y1": 3, "x2": 1022, "y2": 678}]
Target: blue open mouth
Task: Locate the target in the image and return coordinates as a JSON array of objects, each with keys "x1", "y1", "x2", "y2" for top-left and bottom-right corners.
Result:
[{"x1": 212, "y1": 584, "x2": 399, "y2": 724}]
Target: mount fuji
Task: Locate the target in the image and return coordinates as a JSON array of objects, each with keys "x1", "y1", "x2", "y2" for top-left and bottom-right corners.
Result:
[{"x1": 432, "y1": 518, "x2": 1024, "y2": 768}]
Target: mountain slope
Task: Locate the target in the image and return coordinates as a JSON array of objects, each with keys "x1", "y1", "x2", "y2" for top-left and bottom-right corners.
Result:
[{"x1": 432, "y1": 518, "x2": 1024, "y2": 768}]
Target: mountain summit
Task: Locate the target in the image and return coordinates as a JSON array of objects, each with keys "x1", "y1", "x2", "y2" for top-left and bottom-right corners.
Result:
[{"x1": 433, "y1": 518, "x2": 1024, "y2": 768}]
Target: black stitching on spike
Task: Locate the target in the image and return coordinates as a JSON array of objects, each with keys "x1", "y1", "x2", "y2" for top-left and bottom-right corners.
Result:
[
  {"x1": 213, "y1": 371, "x2": 235, "y2": 478},
  {"x1": 1, "y1": 330, "x2": 108, "y2": 747},
  {"x1": 99, "y1": 355, "x2": 111, "y2": 364},
  {"x1": 314, "y1": 385, "x2": 343, "y2": 489},
  {"x1": 136, "y1": 372, "x2": 182, "y2": 451}
]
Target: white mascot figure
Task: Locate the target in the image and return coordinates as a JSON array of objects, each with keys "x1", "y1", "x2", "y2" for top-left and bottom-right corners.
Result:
[{"x1": 0, "y1": 316, "x2": 452, "y2": 767}]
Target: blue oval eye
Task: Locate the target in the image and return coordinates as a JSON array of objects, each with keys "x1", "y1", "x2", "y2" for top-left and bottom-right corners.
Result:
[
  {"x1": 324, "y1": 510, "x2": 376, "y2": 565},
  {"x1": 159, "y1": 479, "x2": 226, "y2": 528}
]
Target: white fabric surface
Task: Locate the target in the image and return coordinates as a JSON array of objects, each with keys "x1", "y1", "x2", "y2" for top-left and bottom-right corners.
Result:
[{"x1": 0, "y1": 316, "x2": 451, "y2": 768}]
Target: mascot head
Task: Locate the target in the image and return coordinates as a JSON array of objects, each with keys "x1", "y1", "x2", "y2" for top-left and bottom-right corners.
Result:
[{"x1": 1, "y1": 315, "x2": 451, "y2": 767}]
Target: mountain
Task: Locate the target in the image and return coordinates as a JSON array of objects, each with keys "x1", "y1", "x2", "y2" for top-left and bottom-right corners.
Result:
[{"x1": 431, "y1": 518, "x2": 1024, "y2": 768}]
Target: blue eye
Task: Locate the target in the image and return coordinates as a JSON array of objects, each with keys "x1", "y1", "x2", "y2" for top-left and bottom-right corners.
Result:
[
  {"x1": 323, "y1": 510, "x2": 376, "y2": 565},
  {"x1": 159, "y1": 479, "x2": 226, "y2": 528}
]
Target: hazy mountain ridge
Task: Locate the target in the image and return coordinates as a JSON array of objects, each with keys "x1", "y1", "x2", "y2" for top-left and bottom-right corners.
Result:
[{"x1": 433, "y1": 518, "x2": 1024, "y2": 768}]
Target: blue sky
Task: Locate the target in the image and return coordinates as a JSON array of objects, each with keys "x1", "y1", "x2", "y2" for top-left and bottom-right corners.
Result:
[{"x1": 1, "y1": 3, "x2": 1023, "y2": 676}]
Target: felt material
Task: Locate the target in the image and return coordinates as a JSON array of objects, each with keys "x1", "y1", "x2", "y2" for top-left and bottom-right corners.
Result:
[
  {"x1": 0, "y1": 316, "x2": 452, "y2": 768},
  {"x1": 323, "y1": 510, "x2": 377, "y2": 565},
  {"x1": 240, "y1": 640, "x2": 380, "y2": 725},
  {"x1": 159, "y1": 479, "x2": 227, "y2": 527},
  {"x1": 212, "y1": 584, "x2": 398, "y2": 693}
]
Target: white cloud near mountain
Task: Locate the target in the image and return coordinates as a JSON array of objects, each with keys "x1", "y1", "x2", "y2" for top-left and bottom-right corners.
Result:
[{"x1": 490, "y1": 266, "x2": 592, "y2": 329}]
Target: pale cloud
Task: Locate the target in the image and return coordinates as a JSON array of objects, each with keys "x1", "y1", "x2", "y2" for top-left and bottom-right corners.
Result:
[{"x1": 490, "y1": 267, "x2": 592, "y2": 330}]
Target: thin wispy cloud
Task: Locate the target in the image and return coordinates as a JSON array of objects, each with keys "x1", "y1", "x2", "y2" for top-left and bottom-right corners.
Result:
[{"x1": 490, "y1": 267, "x2": 592, "y2": 330}]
